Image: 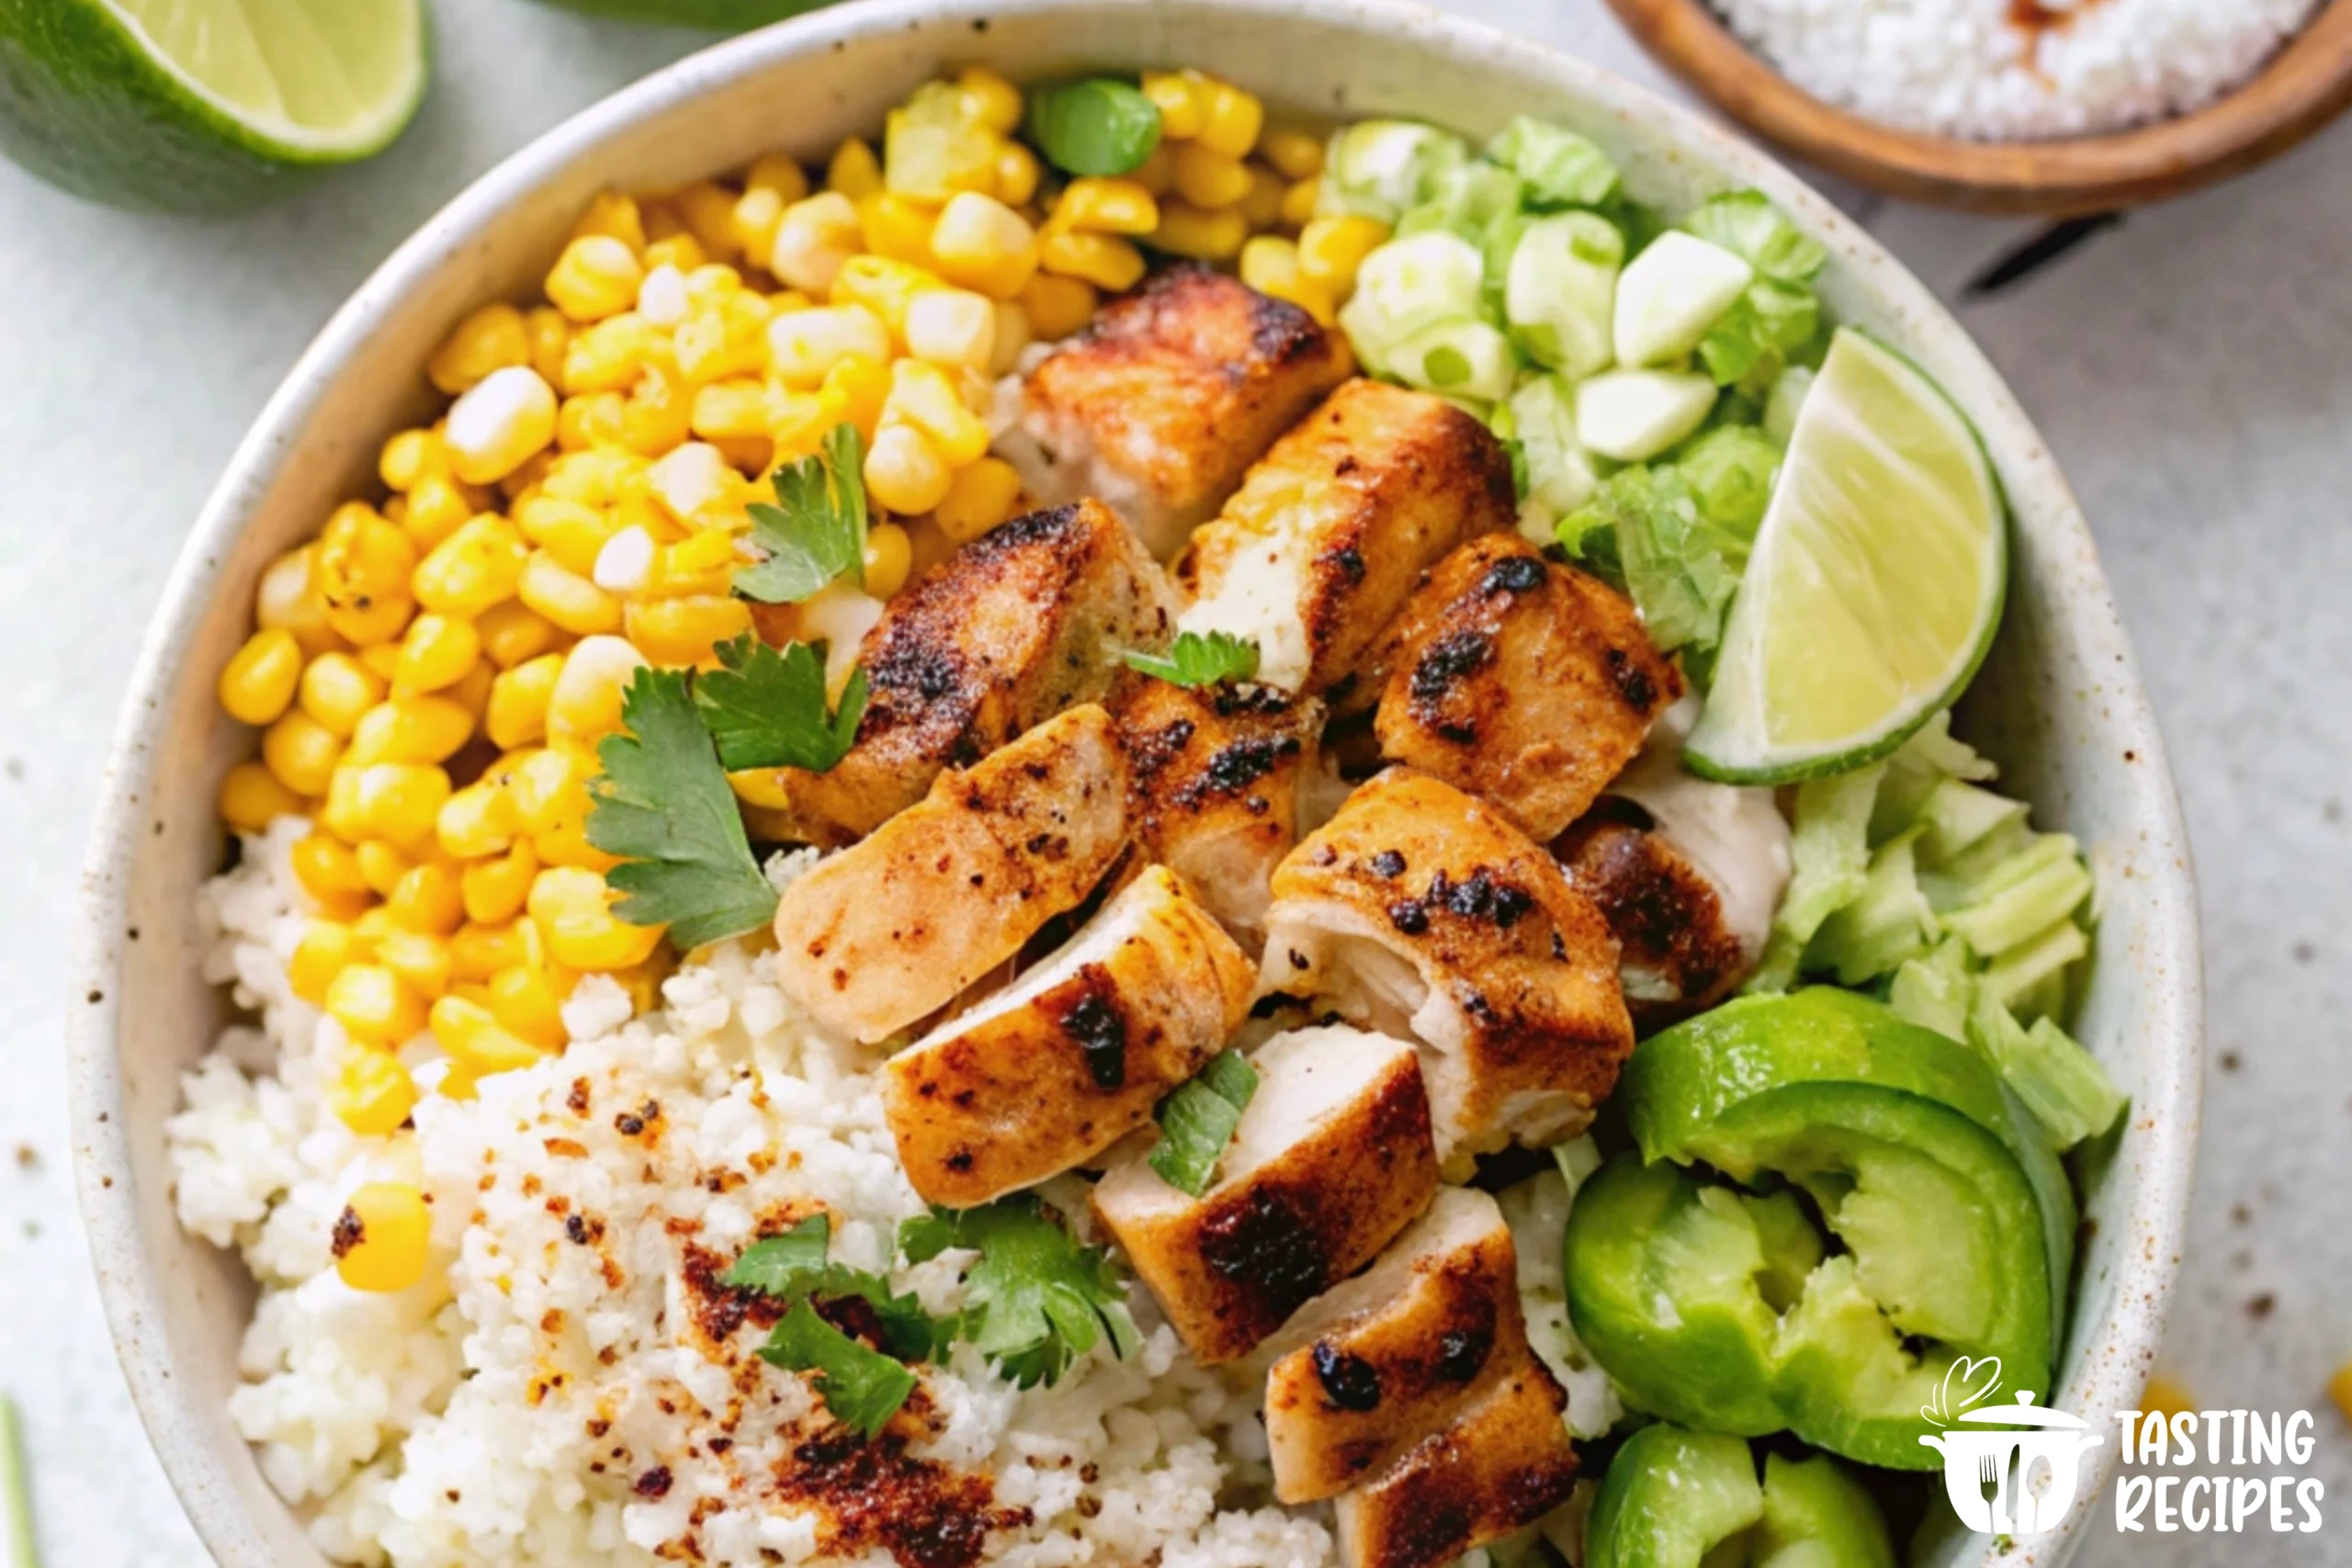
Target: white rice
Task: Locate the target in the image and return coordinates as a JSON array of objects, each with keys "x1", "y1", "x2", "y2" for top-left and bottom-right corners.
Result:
[
  {"x1": 1710, "y1": 0, "x2": 2324, "y2": 141},
  {"x1": 168, "y1": 821, "x2": 1607, "y2": 1568}
]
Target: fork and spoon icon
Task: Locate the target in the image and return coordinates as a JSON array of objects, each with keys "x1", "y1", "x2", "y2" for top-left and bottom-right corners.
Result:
[{"x1": 1976, "y1": 1451, "x2": 2060, "y2": 1535}]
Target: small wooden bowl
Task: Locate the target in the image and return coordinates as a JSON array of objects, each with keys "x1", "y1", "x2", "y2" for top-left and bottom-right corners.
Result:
[{"x1": 1602, "y1": 0, "x2": 2352, "y2": 214}]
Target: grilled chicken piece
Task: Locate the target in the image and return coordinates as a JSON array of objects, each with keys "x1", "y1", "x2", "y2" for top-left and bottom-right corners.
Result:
[
  {"x1": 772, "y1": 705, "x2": 1131, "y2": 1043},
  {"x1": 1331, "y1": 1356, "x2": 1579, "y2": 1568},
  {"x1": 1556, "y1": 707, "x2": 1792, "y2": 1029},
  {"x1": 1114, "y1": 676, "x2": 1325, "y2": 948},
  {"x1": 1010, "y1": 265, "x2": 1351, "y2": 559},
  {"x1": 1260, "y1": 769, "x2": 1634, "y2": 1177},
  {"x1": 1092, "y1": 1023, "x2": 1439, "y2": 1365},
  {"x1": 741, "y1": 500, "x2": 1175, "y2": 847},
  {"x1": 1368, "y1": 536, "x2": 1681, "y2": 840},
  {"x1": 1263, "y1": 1188, "x2": 1528, "y2": 1503},
  {"x1": 883, "y1": 866, "x2": 1255, "y2": 1207},
  {"x1": 1174, "y1": 379, "x2": 1516, "y2": 696}
]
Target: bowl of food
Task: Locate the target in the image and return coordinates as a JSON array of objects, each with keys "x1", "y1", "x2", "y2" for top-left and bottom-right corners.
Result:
[{"x1": 67, "y1": 3, "x2": 2201, "y2": 1567}]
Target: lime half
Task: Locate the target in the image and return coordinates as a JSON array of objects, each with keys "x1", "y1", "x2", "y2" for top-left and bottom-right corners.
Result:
[
  {"x1": 1686, "y1": 329, "x2": 2006, "y2": 784},
  {"x1": 0, "y1": 0, "x2": 427, "y2": 212}
]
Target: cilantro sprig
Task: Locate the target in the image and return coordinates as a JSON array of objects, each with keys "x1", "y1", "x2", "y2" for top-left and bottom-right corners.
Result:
[
  {"x1": 900, "y1": 1196, "x2": 1137, "y2": 1389},
  {"x1": 694, "y1": 634, "x2": 868, "y2": 773},
  {"x1": 734, "y1": 423, "x2": 869, "y2": 604},
  {"x1": 727, "y1": 1214, "x2": 945, "y2": 1436},
  {"x1": 760, "y1": 1303, "x2": 918, "y2": 1439},
  {"x1": 1148, "y1": 1050, "x2": 1259, "y2": 1196},
  {"x1": 1123, "y1": 630, "x2": 1260, "y2": 688}
]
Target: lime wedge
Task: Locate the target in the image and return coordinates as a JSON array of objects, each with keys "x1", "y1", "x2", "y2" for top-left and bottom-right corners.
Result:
[
  {"x1": 1686, "y1": 330, "x2": 2006, "y2": 784},
  {"x1": 0, "y1": 0, "x2": 426, "y2": 212}
]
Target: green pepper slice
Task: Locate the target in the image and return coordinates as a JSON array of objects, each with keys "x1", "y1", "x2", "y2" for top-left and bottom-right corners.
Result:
[
  {"x1": 1752, "y1": 1450, "x2": 1897, "y2": 1568},
  {"x1": 1587, "y1": 1425, "x2": 1762, "y2": 1568}
]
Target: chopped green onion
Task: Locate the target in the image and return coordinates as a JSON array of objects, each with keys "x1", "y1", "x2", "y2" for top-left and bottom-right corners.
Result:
[{"x1": 1486, "y1": 117, "x2": 1621, "y2": 209}]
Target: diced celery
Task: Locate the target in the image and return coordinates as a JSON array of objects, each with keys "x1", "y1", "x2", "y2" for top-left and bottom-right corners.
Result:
[
  {"x1": 1396, "y1": 160, "x2": 1525, "y2": 242},
  {"x1": 1576, "y1": 368, "x2": 1717, "y2": 462},
  {"x1": 1504, "y1": 211, "x2": 1623, "y2": 379},
  {"x1": 1941, "y1": 837, "x2": 2094, "y2": 957},
  {"x1": 1748, "y1": 765, "x2": 1885, "y2": 992},
  {"x1": 1915, "y1": 778, "x2": 2030, "y2": 863},
  {"x1": 1487, "y1": 116, "x2": 1621, "y2": 208},
  {"x1": 1556, "y1": 466, "x2": 1745, "y2": 656},
  {"x1": 1920, "y1": 816, "x2": 2037, "y2": 909},
  {"x1": 1319, "y1": 119, "x2": 1468, "y2": 222},
  {"x1": 1337, "y1": 229, "x2": 1486, "y2": 376},
  {"x1": 1806, "y1": 830, "x2": 1935, "y2": 986},
  {"x1": 1978, "y1": 918, "x2": 2089, "y2": 1017},
  {"x1": 1763, "y1": 364, "x2": 1815, "y2": 444},
  {"x1": 1676, "y1": 424, "x2": 1781, "y2": 541},
  {"x1": 1969, "y1": 988, "x2": 2122, "y2": 1150},
  {"x1": 1613, "y1": 231, "x2": 1755, "y2": 367},
  {"x1": 1510, "y1": 374, "x2": 1598, "y2": 527},
  {"x1": 1683, "y1": 190, "x2": 1827, "y2": 282},
  {"x1": 1887, "y1": 938, "x2": 1973, "y2": 1043}
]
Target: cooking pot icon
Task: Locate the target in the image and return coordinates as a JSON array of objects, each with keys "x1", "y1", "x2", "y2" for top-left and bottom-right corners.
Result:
[{"x1": 1919, "y1": 1391, "x2": 2104, "y2": 1536}]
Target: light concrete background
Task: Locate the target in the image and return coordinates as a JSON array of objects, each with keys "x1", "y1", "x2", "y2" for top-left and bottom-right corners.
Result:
[{"x1": 0, "y1": 1, "x2": 2344, "y2": 1564}]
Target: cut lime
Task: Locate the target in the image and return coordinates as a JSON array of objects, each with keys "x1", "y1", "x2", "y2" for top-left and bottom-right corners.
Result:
[
  {"x1": 1686, "y1": 329, "x2": 2006, "y2": 784},
  {"x1": 0, "y1": 0, "x2": 427, "y2": 212}
]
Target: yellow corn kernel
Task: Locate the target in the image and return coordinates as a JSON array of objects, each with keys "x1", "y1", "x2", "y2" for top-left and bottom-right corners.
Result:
[
  {"x1": 668, "y1": 180, "x2": 741, "y2": 263},
  {"x1": 446, "y1": 366, "x2": 558, "y2": 486},
  {"x1": 884, "y1": 360, "x2": 990, "y2": 465},
  {"x1": 863, "y1": 422, "x2": 953, "y2": 516},
  {"x1": 262, "y1": 710, "x2": 344, "y2": 797},
  {"x1": 487, "y1": 965, "x2": 569, "y2": 1052},
  {"x1": 1281, "y1": 175, "x2": 1319, "y2": 228},
  {"x1": 476, "y1": 601, "x2": 558, "y2": 671},
  {"x1": 486, "y1": 653, "x2": 566, "y2": 750},
  {"x1": 447, "y1": 658, "x2": 495, "y2": 725},
  {"x1": 1261, "y1": 127, "x2": 1325, "y2": 182},
  {"x1": 1055, "y1": 177, "x2": 1159, "y2": 236},
  {"x1": 1039, "y1": 229, "x2": 1146, "y2": 292},
  {"x1": 730, "y1": 187, "x2": 786, "y2": 276},
  {"x1": 317, "y1": 503, "x2": 419, "y2": 646},
  {"x1": 379, "y1": 428, "x2": 439, "y2": 492},
  {"x1": 400, "y1": 473, "x2": 475, "y2": 551},
  {"x1": 328, "y1": 1051, "x2": 417, "y2": 1137},
  {"x1": 530, "y1": 865, "x2": 665, "y2": 971},
  {"x1": 518, "y1": 550, "x2": 623, "y2": 637},
  {"x1": 827, "y1": 136, "x2": 883, "y2": 199},
  {"x1": 831, "y1": 254, "x2": 946, "y2": 342},
  {"x1": 292, "y1": 831, "x2": 372, "y2": 902},
  {"x1": 1129, "y1": 140, "x2": 1177, "y2": 197},
  {"x1": 956, "y1": 66, "x2": 1025, "y2": 137},
  {"x1": 571, "y1": 189, "x2": 647, "y2": 254},
  {"x1": 675, "y1": 291, "x2": 773, "y2": 383},
  {"x1": 691, "y1": 378, "x2": 772, "y2": 444},
  {"x1": 288, "y1": 919, "x2": 357, "y2": 1004},
  {"x1": 933, "y1": 456, "x2": 1024, "y2": 544},
  {"x1": 218, "y1": 760, "x2": 305, "y2": 833},
  {"x1": 324, "y1": 963, "x2": 426, "y2": 1045},
  {"x1": 862, "y1": 523, "x2": 913, "y2": 599},
  {"x1": 356, "y1": 839, "x2": 413, "y2": 899},
  {"x1": 1140, "y1": 71, "x2": 1208, "y2": 140},
  {"x1": 503, "y1": 747, "x2": 581, "y2": 833},
  {"x1": 358, "y1": 643, "x2": 404, "y2": 682},
  {"x1": 641, "y1": 227, "x2": 706, "y2": 273},
  {"x1": 389, "y1": 862, "x2": 465, "y2": 937},
  {"x1": 1240, "y1": 163, "x2": 1287, "y2": 229},
  {"x1": 994, "y1": 141, "x2": 1041, "y2": 209},
  {"x1": 512, "y1": 494, "x2": 620, "y2": 578},
  {"x1": 346, "y1": 696, "x2": 473, "y2": 767},
  {"x1": 728, "y1": 767, "x2": 793, "y2": 810},
  {"x1": 254, "y1": 545, "x2": 343, "y2": 656},
  {"x1": 767, "y1": 304, "x2": 892, "y2": 389},
  {"x1": 746, "y1": 151, "x2": 810, "y2": 203},
  {"x1": 548, "y1": 637, "x2": 650, "y2": 744},
  {"x1": 640, "y1": 447, "x2": 732, "y2": 536},
  {"x1": 902, "y1": 288, "x2": 997, "y2": 372},
  {"x1": 1238, "y1": 234, "x2": 1335, "y2": 325},
  {"x1": 989, "y1": 299, "x2": 1033, "y2": 378},
  {"x1": 560, "y1": 313, "x2": 663, "y2": 396},
  {"x1": 219, "y1": 627, "x2": 304, "y2": 726},
  {"x1": 526, "y1": 307, "x2": 571, "y2": 386},
  {"x1": 816, "y1": 355, "x2": 892, "y2": 440},
  {"x1": 1151, "y1": 200, "x2": 1249, "y2": 262},
  {"x1": 450, "y1": 918, "x2": 542, "y2": 981},
  {"x1": 377, "y1": 927, "x2": 452, "y2": 1000},
  {"x1": 427, "y1": 303, "x2": 530, "y2": 397},
  {"x1": 413, "y1": 515, "x2": 530, "y2": 618},
  {"x1": 928, "y1": 192, "x2": 1038, "y2": 300},
  {"x1": 333, "y1": 1181, "x2": 432, "y2": 1292},
  {"x1": 1298, "y1": 215, "x2": 1391, "y2": 290},
  {"x1": 856, "y1": 191, "x2": 941, "y2": 267},
  {"x1": 391, "y1": 614, "x2": 481, "y2": 696},
  {"x1": 1019, "y1": 273, "x2": 1098, "y2": 341},
  {"x1": 543, "y1": 446, "x2": 642, "y2": 503},
  {"x1": 1195, "y1": 81, "x2": 1263, "y2": 159},
  {"x1": 619, "y1": 369, "x2": 695, "y2": 456},
  {"x1": 436, "y1": 783, "x2": 516, "y2": 862},
  {"x1": 547, "y1": 234, "x2": 646, "y2": 323},
  {"x1": 317, "y1": 766, "x2": 367, "y2": 844},
  {"x1": 623, "y1": 594, "x2": 753, "y2": 667},
  {"x1": 430, "y1": 993, "x2": 545, "y2": 1077},
  {"x1": 462, "y1": 841, "x2": 538, "y2": 926},
  {"x1": 769, "y1": 191, "x2": 863, "y2": 296},
  {"x1": 1171, "y1": 143, "x2": 1252, "y2": 210},
  {"x1": 349, "y1": 764, "x2": 454, "y2": 853}
]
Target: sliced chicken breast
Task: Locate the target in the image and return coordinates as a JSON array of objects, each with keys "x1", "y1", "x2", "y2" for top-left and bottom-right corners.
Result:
[
  {"x1": 1114, "y1": 676, "x2": 1325, "y2": 948},
  {"x1": 1260, "y1": 769, "x2": 1634, "y2": 1177},
  {"x1": 1010, "y1": 265, "x2": 1351, "y2": 559},
  {"x1": 1331, "y1": 1356, "x2": 1580, "y2": 1568},
  {"x1": 1174, "y1": 379, "x2": 1516, "y2": 696},
  {"x1": 882, "y1": 866, "x2": 1255, "y2": 1207},
  {"x1": 1091, "y1": 1023, "x2": 1439, "y2": 1365},
  {"x1": 742, "y1": 500, "x2": 1174, "y2": 846},
  {"x1": 772, "y1": 704, "x2": 1131, "y2": 1043},
  {"x1": 1368, "y1": 536, "x2": 1681, "y2": 840},
  {"x1": 1263, "y1": 1188, "x2": 1528, "y2": 1503}
]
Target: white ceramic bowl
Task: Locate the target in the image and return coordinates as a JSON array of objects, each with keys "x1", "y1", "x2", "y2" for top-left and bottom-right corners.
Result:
[{"x1": 66, "y1": 3, "x2": 2201, "y2": 1564}]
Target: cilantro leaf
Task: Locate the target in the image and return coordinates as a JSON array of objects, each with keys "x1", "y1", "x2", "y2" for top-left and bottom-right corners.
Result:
[
  {"x1": 1122, "y1": 631, "x2": 1260, "y2": 688},
  {"x1": 899, "y1": 1196, "x2": 1137, "y2": 1389},
  {"x1": 723, "y1": 1213, "x2": 833, "y2": 1294},
  {"x1": 759, "y1": 1301, "x2": 918, "y2": 1438},
  {"x1": 725, "y1": 1212, "x2": 945, "y2": 1363},
  {"x1": 588, "y1": 667, "x2": 778, "y2": 949},
  {"x1": 733, "y1": 423, "x2": 868, "y2": 604},
  {"x1": 693, "y1": 634, "x2": 869, "y2": 773},
  {"x1": 1148, "y1": 1050, "x2": 1259, "y2": 1196}
]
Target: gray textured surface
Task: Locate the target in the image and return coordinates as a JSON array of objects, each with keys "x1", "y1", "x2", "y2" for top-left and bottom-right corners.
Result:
[{"x1": 0, "y1": 0, "x2": 2343, "y2": 1563}]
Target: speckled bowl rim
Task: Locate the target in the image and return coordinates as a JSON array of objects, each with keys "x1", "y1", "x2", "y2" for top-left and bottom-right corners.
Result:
[{"x1": 66, "y1": 2, "x2": 2201, "y2": 1565}]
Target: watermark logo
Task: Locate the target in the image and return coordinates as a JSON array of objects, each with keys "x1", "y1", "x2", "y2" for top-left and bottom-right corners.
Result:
[{"x1": 1917, "y1": 1359, "x2": 2104, "y2": 1537}]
